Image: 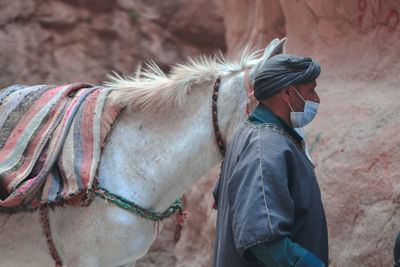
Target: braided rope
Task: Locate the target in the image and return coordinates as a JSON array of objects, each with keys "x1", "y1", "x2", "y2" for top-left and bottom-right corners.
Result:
[
  {"x1": 92, "y1": 184, "x2": 183, "y2": 221},
  {"x1": 40, "y1": 186, "x2": 183, "y2": 267},
  {"x1": 212, "y1": 78, "x2": 226, "y2": 156},
  {"x1": 40, "y1": 205, "x2": 62, "y2": 267}
]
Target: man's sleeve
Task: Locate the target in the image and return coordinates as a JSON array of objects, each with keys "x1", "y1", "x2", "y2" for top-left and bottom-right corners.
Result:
[
  {"x1": 227, "y1": 129, "x2": 296, "y2": 256},
  {"x1": 244, "y1": 236, "x2": 325, "y2": 267}
]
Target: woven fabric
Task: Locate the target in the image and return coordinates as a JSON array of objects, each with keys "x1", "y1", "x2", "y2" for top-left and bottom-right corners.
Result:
[{"x1": 0, "y1": 83, "x2": 119, "y2": 211}]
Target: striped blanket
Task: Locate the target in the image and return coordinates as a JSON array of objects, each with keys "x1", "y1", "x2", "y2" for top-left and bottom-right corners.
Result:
[{"x1": 0, "y1": 83, "x2": 120, "y2": 211}]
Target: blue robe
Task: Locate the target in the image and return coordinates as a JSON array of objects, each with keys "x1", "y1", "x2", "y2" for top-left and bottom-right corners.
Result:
[{"x1": 212, "y1": 105, "x2": 328, "y2": 266}]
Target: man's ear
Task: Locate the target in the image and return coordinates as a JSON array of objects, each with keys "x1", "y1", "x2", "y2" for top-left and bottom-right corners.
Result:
[{"x1": 280, "y1": 86, "x2": 292, "y2": 102}]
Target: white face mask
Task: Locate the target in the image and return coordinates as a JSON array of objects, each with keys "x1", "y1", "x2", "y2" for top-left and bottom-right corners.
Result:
[{"x1": 288, "y1": 88, "x2": 319, "y2": 128}]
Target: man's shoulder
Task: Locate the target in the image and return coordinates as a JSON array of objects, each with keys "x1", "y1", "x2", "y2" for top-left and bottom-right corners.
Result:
[
  {"x1": 229, "y1": 120, "x2": 300, "y2": 152},
  {"x1": 227, "y1": 121, "x2": 291, "y2": 154},
  {"x1": 243, "y1": 120, "x2": 306, "y2": 158},
  {"x1": 244, "y1": 121, "x2": 292, "y2": 143}
]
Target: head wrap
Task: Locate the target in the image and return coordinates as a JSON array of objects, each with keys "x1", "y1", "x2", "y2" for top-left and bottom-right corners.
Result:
[{"x1": 253, "y1": 54, "x2": 321, "y2": 100}]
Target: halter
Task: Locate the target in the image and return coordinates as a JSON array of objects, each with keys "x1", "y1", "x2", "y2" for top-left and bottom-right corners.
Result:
[
  {"x1": 211, "y1": 68, "x2": 256, "y2": 157},
  {"x1": 211, "y1": 78, "x2": 226, "y2": 156}
]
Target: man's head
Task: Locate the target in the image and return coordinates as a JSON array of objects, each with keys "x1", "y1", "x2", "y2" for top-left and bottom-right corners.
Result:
[{"x1": 253, "y1": 54, "x2": 321, "y2": 126}]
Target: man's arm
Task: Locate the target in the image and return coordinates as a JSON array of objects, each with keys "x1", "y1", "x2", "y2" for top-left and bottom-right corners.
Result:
[{"x1": 244, "y1": 237, "x2": 325, "y2": 267}]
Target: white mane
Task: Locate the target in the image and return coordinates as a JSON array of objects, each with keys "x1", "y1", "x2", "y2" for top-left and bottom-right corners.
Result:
[{"x1": 104, "y1": 46, "x2": 261, "y2": 111}]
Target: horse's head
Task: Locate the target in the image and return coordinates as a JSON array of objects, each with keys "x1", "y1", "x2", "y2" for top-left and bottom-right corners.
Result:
[{"x1": 216, "y1": 38, "x2": 287, "y2": 150}]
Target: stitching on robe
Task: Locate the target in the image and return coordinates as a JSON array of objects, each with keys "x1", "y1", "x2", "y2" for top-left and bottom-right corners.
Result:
[{"x1": 258, "y1": 127, "x2": 274, "y2": 236}]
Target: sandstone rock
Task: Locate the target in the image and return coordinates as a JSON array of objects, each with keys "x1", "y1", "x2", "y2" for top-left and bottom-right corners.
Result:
[
  {"x1": 222, "y1": 0, "x2": 286, "y2": 58},
  {"x1": 0, "y1": 0, "x2": 36, "y2": 26},
  {"x1": 0, "y1": 0, "x2": 225, "y2": 88}
]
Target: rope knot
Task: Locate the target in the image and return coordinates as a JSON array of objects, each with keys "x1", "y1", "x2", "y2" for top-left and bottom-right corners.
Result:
[
  {"x1": 97, "y1": 188, "x2": 117, "y2": 201},
  {"x1": 174, "y1": 210, "x2": 188, "y2": 243},
  {"x1": 176, "y1": 210, "x2": 187, "y2": 226}
]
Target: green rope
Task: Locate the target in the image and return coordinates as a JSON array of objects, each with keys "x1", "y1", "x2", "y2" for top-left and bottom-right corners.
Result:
[{"x1": 92, "y1": 184, "x2": 183, "y2": 222}]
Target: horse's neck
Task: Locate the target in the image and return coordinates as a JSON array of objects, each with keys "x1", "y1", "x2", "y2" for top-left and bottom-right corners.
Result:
[{"x1": 98, "y1": 84, "x2": 222, "y2": 212}]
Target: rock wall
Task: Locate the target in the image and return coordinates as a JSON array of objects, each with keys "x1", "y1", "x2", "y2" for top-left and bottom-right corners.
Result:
[{"x1": 0, "y1": 0, "x2": 225, "y2": 88}]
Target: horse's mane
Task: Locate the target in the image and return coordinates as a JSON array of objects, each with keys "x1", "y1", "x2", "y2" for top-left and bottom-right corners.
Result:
[{"x1": 104, "y1": 46, "x2": 261, "y2": 111}]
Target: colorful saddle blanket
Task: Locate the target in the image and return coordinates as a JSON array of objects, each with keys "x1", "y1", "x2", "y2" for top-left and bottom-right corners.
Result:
[{"x1": 0, "y1": 83, "x2": 119, "y2": 211}]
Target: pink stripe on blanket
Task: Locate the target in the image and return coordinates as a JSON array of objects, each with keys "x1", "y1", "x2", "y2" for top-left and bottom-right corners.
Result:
[
  {"x1": 0, "y1": 86, "x2": 67, "y2": 162},
  {"x1": 79, "y1": 90, "x2": 100, "y2": 188},
  {"x1": 3, "y1": 100, "x2": 70, "y2": 192}
]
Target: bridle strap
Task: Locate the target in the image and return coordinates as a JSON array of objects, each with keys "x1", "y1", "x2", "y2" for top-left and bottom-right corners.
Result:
[
  {"x1": 211, "y1": 78, "x2": 226, "y2": 156},
  {"x1": 40, "y1": 205, "x2": 63, "y2": 267},
  {"x1": 211, "y1": 70, "x2": 258, "y2": 157}
]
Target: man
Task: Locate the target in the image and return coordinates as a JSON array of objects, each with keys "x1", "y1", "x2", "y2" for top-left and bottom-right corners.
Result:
[{"x1": 212, "y1": 54, "x2": 328, "y2": 266}]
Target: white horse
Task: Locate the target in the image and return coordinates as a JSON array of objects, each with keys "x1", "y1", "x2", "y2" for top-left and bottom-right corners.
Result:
[{"x1": 0, "y1": 38, "x2": 286, "y2": 267}]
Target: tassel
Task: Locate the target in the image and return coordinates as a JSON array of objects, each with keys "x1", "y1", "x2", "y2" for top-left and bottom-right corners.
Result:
[
  {"x1": 174, "y1": 211, "x2": 187, "y2": 243},
  {"x1": 153, "y1": 221, "x2": 161, "y2": 243}
]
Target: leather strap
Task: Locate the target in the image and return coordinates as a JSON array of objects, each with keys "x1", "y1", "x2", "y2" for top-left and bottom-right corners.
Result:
[
  {"x1": 395, "y1": 231, "x2": 400, "y2": 267},
  {"x1": 211, "y1": 78, "x2": 226, "y2": 156},
  {"x1": 40, "y1": 205, "x2": 62, "y2": 267}
]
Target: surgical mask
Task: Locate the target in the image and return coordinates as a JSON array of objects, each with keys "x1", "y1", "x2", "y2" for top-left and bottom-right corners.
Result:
[{"x1": 288, "y1": 88, "x2": 319, "y2": 128}]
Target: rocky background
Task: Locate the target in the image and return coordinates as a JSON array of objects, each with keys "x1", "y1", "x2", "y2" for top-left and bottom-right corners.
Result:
[
  {"x1": 1, "y1": 0, "x2": 399, "y2": 266},
  {"x1": 0, "y1": 0, "x2": 225, "y2": 87}
]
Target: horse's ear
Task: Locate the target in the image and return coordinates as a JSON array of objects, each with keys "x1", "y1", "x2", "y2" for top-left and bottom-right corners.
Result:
[
  {"x1": 262, "y1": 38, "x2": 280, "y2": 58},
  {"x1": 249, "y1": 38, "x2": 287, "y2": 86},
  {"x1": 269, "y1": 37, "x2": 286, "y2": 57}
]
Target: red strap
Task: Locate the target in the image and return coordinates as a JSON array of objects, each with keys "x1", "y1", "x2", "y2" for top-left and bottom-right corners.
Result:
[
  {"x1": 174, "y1": 211, "x2": 188, "y2": 243},
  {"x1": 40, "y1": 206, "x2": 63, "y2": 267}
]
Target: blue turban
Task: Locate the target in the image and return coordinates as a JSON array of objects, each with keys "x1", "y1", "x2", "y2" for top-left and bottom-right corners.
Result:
[{"x1": 253, "y1": 54, "x2": 321, "y2": 100}]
